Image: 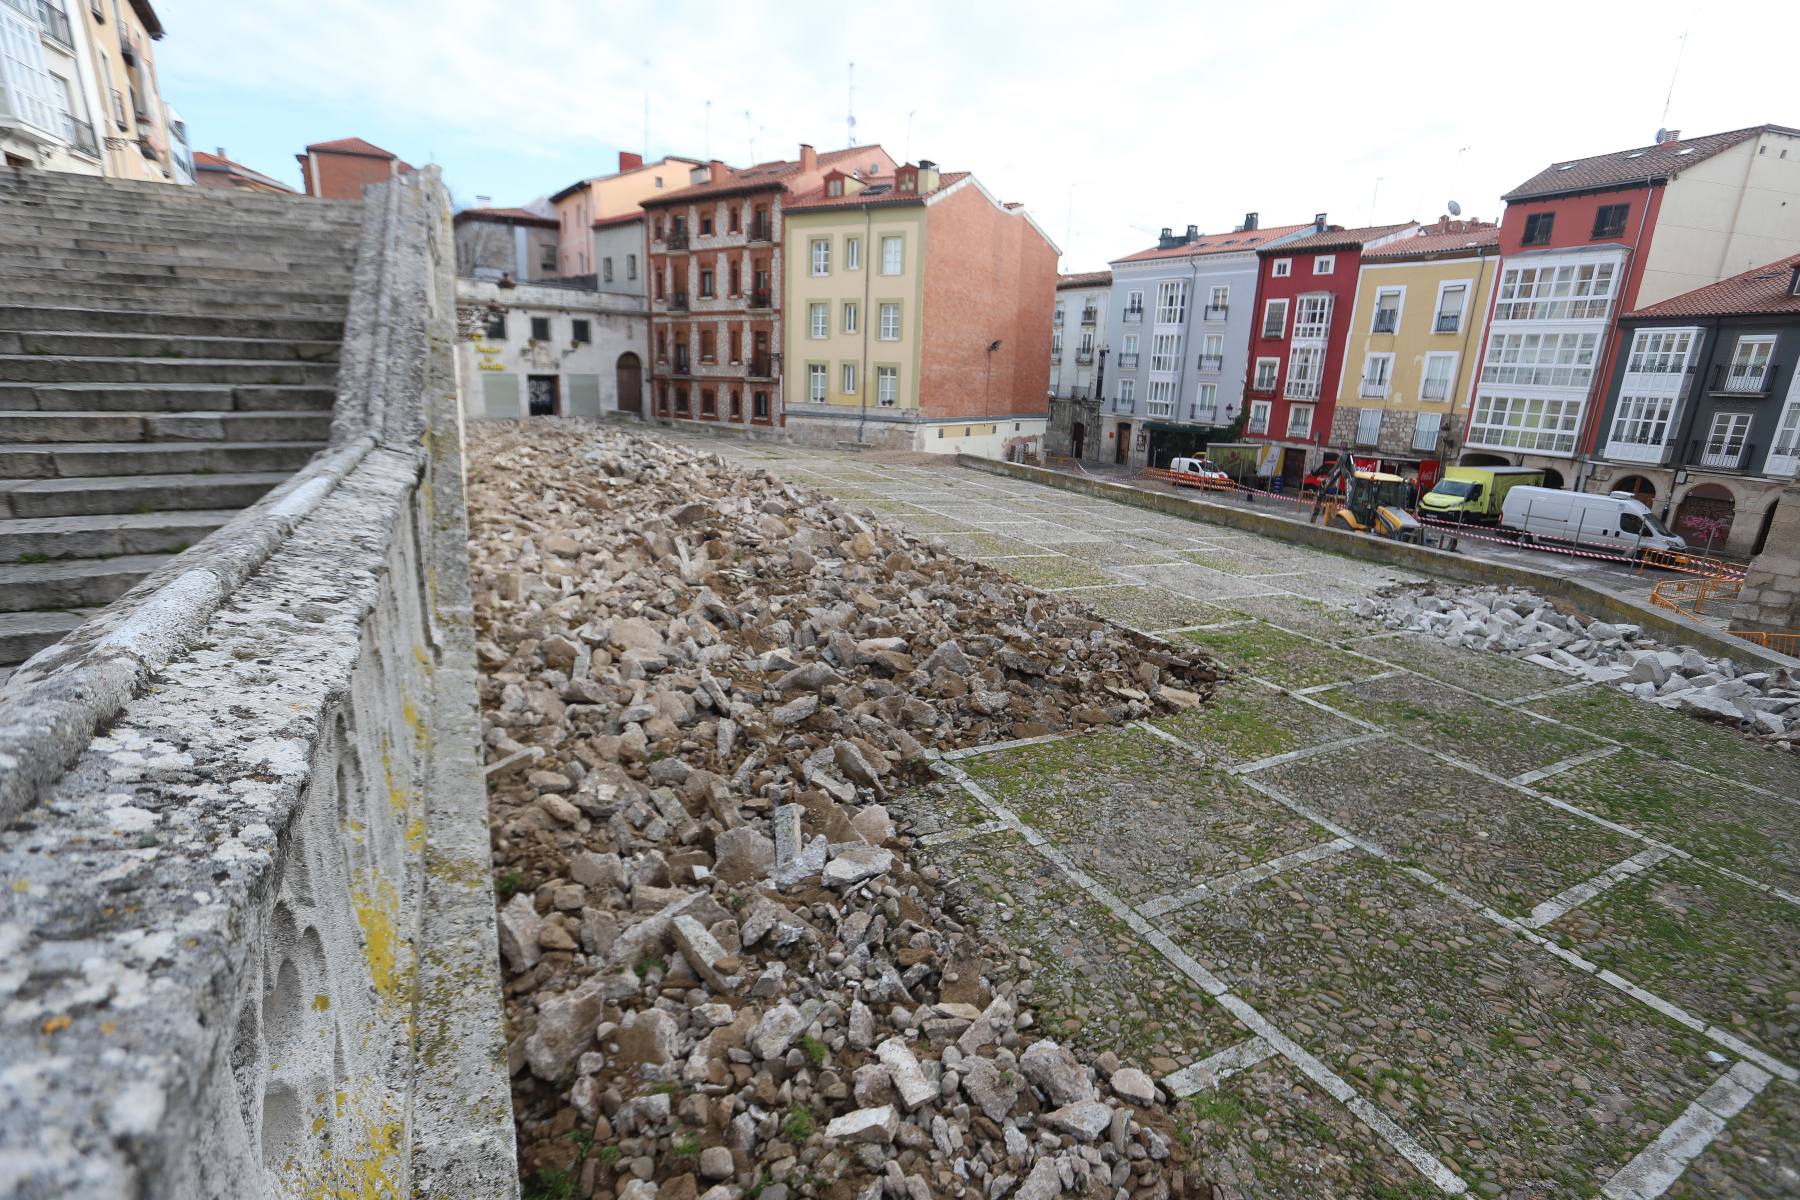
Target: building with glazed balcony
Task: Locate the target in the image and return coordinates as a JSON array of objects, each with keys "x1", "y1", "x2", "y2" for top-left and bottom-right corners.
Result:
[
  {"x1": 1589, "y1": 252, "x2": 1800, "y2": 556},
  {"x1": 1046, "y1": 270, "x2": 1110, "y2": 460},
  {"x1": 0, "y1": 0, "x2": 116, "y2": 177}
]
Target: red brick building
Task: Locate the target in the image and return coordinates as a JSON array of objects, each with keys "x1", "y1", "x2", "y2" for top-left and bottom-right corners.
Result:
[
  {"x1": 297, "y1": 137, "x2": 416, "y2": 200},
  {"x1": 640, "y1": 144, "x2": 896, "y2": 432},
  {"x1": 1243, "y1": 219, "x2": 1415, "y2": 486}
]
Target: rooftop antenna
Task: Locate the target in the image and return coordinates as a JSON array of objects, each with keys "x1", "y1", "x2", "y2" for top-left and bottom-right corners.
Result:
[
  {"x1": 1660, "y1": 30, "x2": 1689, "y2": 132},
  {"x1": 704, "y1": 98, "x2": 711, "y2": 159},
  {"x1": 847, "y1": 61, "x2": 857, "y2": 147},
  {"x1": 1370, "y1": 176, "x2": 1384, "y2": 223},
  {"x1": 641, "y1": 57, "x2": 651, "y2": 157},
  {"x1": 906, "y1": 110, "x2": 916, "y2": 163},
  {"x1": 1065, "y1": 182, "x2": 1075, "y2": 263}
]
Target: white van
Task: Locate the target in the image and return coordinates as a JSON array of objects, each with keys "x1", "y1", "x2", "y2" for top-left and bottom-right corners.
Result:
[{"x1": 1500, "y1": 487, "x2": 1685, "y2": 552}]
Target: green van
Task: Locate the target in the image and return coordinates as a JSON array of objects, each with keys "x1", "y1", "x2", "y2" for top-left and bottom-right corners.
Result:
[{"x1": 1420, "y1": 466, "x2": 1546, "y2": 521}]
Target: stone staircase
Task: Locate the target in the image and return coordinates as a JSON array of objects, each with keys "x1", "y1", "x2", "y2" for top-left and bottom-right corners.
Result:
[{"x1": 0, "y1": 170, "x2": 363, "y2": 676}]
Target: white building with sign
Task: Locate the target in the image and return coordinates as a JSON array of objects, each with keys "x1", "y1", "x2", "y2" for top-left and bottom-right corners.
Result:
[{"x1": 455, "y1": 278, "x2": 648, "y2": 420}]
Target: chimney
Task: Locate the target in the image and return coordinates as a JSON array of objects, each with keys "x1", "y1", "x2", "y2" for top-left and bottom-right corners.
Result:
[
  {"x1": 799, "y1": 143, "x2": 817, "y2": 173},
  {"x1": 710, "y1": 158, "x2": 728, "y2": 181},
  {"x1": 690, "y1": 164, "x2": 712, "y2": 185},
  {"x1": 1242, "y1": 211, "x2": 1259, "y2": 231},
  {"x1": 1313, "y1": 212, "x2": 1328, "y2": 232},
  {"x1": 618, "y1": 150, "x2": 644, "y2": 171},
  {"x1": 1185, "y1": 224, "x2": 1200, "y2": 243}
]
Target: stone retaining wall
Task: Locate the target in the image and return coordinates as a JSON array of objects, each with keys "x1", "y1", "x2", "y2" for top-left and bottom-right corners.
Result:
[{"x1": 0, "y1": 170, "x2": 517, "y2": 1198}]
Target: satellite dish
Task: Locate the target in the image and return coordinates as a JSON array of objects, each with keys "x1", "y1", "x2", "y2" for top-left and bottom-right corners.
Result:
[
  {"x1": 1655, "y1": 128, "x2": 1668, "y2": 144},
  {"x1": 1447, "y1": 200, "x2": 1462, "y2": 216}
]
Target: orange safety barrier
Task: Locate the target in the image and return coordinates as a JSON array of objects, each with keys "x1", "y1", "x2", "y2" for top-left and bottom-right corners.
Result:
[
  {"x1": 1733, "y1": 629, "x2": 1800, "y2": 656},
  {"x1": 1648, "y1": 575, "x2": 1742, "y2": 617}
]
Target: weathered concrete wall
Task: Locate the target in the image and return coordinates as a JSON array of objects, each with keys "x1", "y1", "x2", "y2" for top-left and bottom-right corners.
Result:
[
  {"x1": 957, "y1": 455, "x2": 1799, "y2": 671},
  {"x1": 0, "y1": 170, "x2": 517, "y2": 1198}
]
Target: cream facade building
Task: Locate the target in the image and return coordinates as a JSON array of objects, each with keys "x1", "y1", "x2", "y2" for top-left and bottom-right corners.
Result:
[{"x1": 0, "y1": 0, "x2": 112, "y2": 175}]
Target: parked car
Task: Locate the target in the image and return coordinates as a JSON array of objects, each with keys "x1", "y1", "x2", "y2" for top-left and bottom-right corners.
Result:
[
  {"x1": 1421, "y1": 466, "x2": 1546, "y2": 522},
  {"x1": 1168, "y1": 456, "x2": 1233, "y2": 491},
  {"x1": 1301, "y1": 453, "x2": 1377, "y2": 495},
  {"x1": 1500, "y1": 487, "x2": 1685, "y2": 553}
]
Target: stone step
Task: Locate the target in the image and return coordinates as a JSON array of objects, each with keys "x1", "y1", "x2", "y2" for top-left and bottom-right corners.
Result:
[
  {"x1": 0, "y1": 330, "x2": 341, "y2": 362},
  {"x1": 0, "y1": 470, "x2": 292, "y2": 518},
  {"x1": 0, "y1": 382, "x2": 337, "y2": 413},
  {"x1": 0, "y1": 177, "x2": 362, "y2": 215},
  {"x1": 0, "y1": 305, "x2": 343, "y2": 341},
  {"x1": 0, "y1": 248, "x2": 355, "y2": 275},
  {"x1": 0, "y1": 510, "x2": 234, "y2": 562},
  {"x1": 0, "y1": 440, "x2": 323, "y2": 479},
  {"x1": 0, "y1": 290, "x2": 351, "y2": 319},
  {"x1": 0, "y1": 410, "x2": 333, "y2": 443},
  {"x1": 0, "y1": 610, "x2": 92, "y2": 666},
  {"x1": 0, "y1": 553, "x2": 172, "y2": 612},
  {"x1": 0, "y1": 261, "x2": 356, "y2": 287},
  {"x1": 0, "y1": 355, "x2": 338, "y2": 385}
]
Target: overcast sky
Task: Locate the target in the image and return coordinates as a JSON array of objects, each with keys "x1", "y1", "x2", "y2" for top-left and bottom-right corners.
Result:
[{"x1": 159, "y1": 0, "x2": 1799, "y2": 271}]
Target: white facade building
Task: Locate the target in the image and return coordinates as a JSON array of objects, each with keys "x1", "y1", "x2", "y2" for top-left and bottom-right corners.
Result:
[
  {"x1": 456, "y1": 278, "x2": 649, "y2": 421},
  {"x1": 0, "y1": 0, "x2": 106, "y2": 174}
]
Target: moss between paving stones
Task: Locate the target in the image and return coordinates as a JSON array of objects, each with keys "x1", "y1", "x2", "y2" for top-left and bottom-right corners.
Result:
[
  {"x1": 886, "y1": 777, "x2": 995, "y2": 840},
  {"x1": 1318, "y1": 670, "x2": 1606, "y2": 778},
  {"x1": 1076, "y1": 586, "x2": 1232, "y2": 634},
  {"x1": 1172, "y1": 854, "x2": 1719, "y2": 1196},
  {"x1": 1254, "y1": 739, "x2": 1639, "y2": 920},
  {"x1": 994, "y1": 555, "x2": 1119, "y2": 591},
  {"x1": 1179, "y1": 620, "x2": 1386, "y2": 690},
  {"x1": 1208, "y1": 593, "x2": 1379, "y2": 643},
  {"x1": 932, "y1": 531, "x2": 1043, "y2": 559},
  {"x1": 1178, "y1": 1059, "x2": 1441, "y2": 1200},
  {"x1": 920, "y1": 829, "x2": 1247, "y2": 1069},
  {"x1": 889, "y1": 513, "x2": 979, "y2": 535},
  {"x1": 1521, "y1": 686, "x2": 1800, "y2": 800},
  {"x1": 958, "y1": 725, "x2": 1325, "y2": 905},
  {"x1": 1545, "y1": 858, "x2": 1800, "y2": 1062},
  {"x1": 1663, "y1": 1078, "x2": 1800, "y2": 1200},
  {"x1": 1152, "y1": 678, "x2": 1364, "y2": 768},
  {"x1": 1343, "y1": 630, "x2": 1576, "y2": 701},
  {"x1": 1052, "y1": 541, "x2": 1184, "y2": 569},
  {"x1": 1533, "y1": 749, "x2": 1800, "y2": 895},
  {"x1": 1178, "y1": 547, "x2": 1317, "y2": 576}
]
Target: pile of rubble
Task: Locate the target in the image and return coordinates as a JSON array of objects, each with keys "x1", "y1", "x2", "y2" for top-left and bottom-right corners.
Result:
[
  {"x1": 467, "y1": 421, "x2": 1221, "y2": 1200},
  {"x1": 1356, "y1": 583, "x2": 1798, "y2": 745}
]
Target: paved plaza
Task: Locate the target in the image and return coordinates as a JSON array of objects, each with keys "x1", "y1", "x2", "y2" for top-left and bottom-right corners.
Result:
[{"x1": 677, "y1": 434, "x2": 1797, "y2": 1199}]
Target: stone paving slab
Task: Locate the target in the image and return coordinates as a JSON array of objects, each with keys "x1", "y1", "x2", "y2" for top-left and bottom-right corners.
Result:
[
  {"x1": 1533, "y1": 750, "x2": 1800, "y2": 896},
  {"x1": 921, "y1": 828, "x2": 1248, "y2": 1070},
  {"x1": 1343, "y1": 630, "x2": 1578, "y2": 701},
  {"x1": 1075, "y1": 586, "x2": 1233, "y2": 633},
  {"x1": 1178, "y1": 545, "x2": 1326, "y2": 576},
  {"x1": 998, "y1": 555, "x2": 1120, "y2": 591},
  {"x1": 1546, "y1": 858, "x2": 1800, "y2": 1063},
  {"x1": 958, "y1": 725, "x2": 1327, "y2": 906},
  {"x1": 933, "y1": 531, "x2": 1046, "y2": 559},
  {"x1": 1151, "y1": 678, "x2": 1367, "y2": 769},
  {"x1": 1179, "y1": 620, "x2": 1389, "y2": 690},
  {"x1": 1171, "y1": 854, "x2": 1721, "y2": 1197},
  {"x1": 1254, "y1": 739, "x2": 1641, "y2": 919},
  {"x1": 1052, "y1": 540, "x2": 1186, "y2": 569},
  {"x1": 1662, "y1": 1078, "x2": 1800, "y2": 1200},
  {"x1": 1206, "y1": 593, "x2": 1379, "y2": 642},
  {"x1": 1317, "y1": 669, "x2": 1608, "y2": 778}
]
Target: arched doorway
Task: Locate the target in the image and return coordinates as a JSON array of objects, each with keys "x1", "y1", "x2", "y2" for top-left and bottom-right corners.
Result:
[
  {"x1": 1539, "y1": 467, "x2": 1565, "y2": 490},
  {"x1": 1614, "y1": 475, "x2": 1656, "y2": 506},
  {"x1": 1674, "y1": 483, "x2": 1736, "y2": 552},
  {"x1": 616, "y1": 352, "x2": 643, "y2": 416},
  {"x1": 1071, "y1": 421, "x2": 1086, "y2": 460},
  {"x1": 1460, "y1": 452, "x2": 1510, "y2": 468}
]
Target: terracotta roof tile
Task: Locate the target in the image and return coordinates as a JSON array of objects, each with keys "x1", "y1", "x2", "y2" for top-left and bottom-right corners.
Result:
[
  {"x1": 590, "y1": 211, "x2": 645, "y2": 230},
  {"x1": 1503, "y1": 125, "x2": 1796, "y2": 201},
  {"x1": 1111, "y1": 223, "x2": 1314, "y2": 264},
  {"x1": 1364, "y1": 225, "x2": 1500, "y2": 260},
  {"x1": 1256, "y1": 222, "x2": 1416, "y2": 255},
  {"x1": 192, "y1": 151, "x2": 294, "y2": 193},
  {"x1": 1057, "y1": 270, "x2": 1112, "y2": 289},
  {"x1": 456, "y1": 206, "x2": 557, "y2": 228},
  {"x1": 784, "y1": 171, "x2": 971, "y2": 213},
  {"x1": 1627, "y1": 253, "x2": 1800, "y2": 320},
  {"x1": 644, "y1": 145, "x2": 891, "y2": 206}
]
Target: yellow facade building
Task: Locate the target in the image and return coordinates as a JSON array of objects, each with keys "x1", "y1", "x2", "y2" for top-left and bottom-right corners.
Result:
[{"x1": 1331, "y1": 222, "x2": 1500, "y2": 484}]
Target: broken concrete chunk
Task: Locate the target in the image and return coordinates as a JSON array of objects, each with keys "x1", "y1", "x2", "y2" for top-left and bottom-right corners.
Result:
[
  {"x1": 876, "y1": 1037, "x2": 936, "y2": 1112},
  {"x1": 823, "y1": 1104, "x2": 899, "y2": 1144}
]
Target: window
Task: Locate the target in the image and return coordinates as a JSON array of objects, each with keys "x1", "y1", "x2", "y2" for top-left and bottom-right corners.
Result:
[
  {"x1": 2, "y1": 24, "x2": 57, "y2": 135},
  {"x1": 1262, "y1": 298, "x2": 1289, "y2": 339},
  {"x1": 881, "y1": 235, "x2": 903, "y2": 274},
  {"x1": 1116, "y1": 379, "x2": 1135, "y2": 412},
  {"x1": 699, "y1": 330, "x2": 715, "y2": 362},
  {"x1": 626, "y1": 254, "x2": 637, "y2": 281},
  {"x1": 1702, "y1": 411, "x2": 1752, "y2": 466},
  {"x1": 1421, "y1": 353, "x2": 1457, "y2": 401},
  {"x1": 1125, "y1": 290, "x2": 1144, "y2": 319},
  {"x1": 603, "y1": 258, "x2": 614, "y2": 283},
  {"x1": 1434, "y1": 283, "x2": 1467, "y2": 333},
  {"x1": 753, "y1": 390, "x2": 769, "y2": 418},
  {"x1": 808, "y1": 363, "x2": 828, "y2": 402},
  {"x1": 1356, "y1": 407, "x2": 1383, "y2": 445},
  {"x1": 571, "y1": 319, "x2": 591, "y2": 345},
  {"x1": 700, "y1": 387, "x2": 716, "y2": 415},
  {"x1": 540, "y1": 243, "x2": 557, "y2": 271},
  {"x1": 809, "y1": 303, "x2": 828, "y2": 338},
  {"x1": 727, "y1": 329, "x2": 740, "y2": 363},
  {"x1": 1287, "y1": 404, "x2": 1314, "y2": 438},
  {"x1": 1198, "y1": 334, "x2": 1224, "y2": 370},
  {"x1": 1493, "y1": 262, "x2": 1617, "y2": 322},
  {"x1": 1626, "y1": 329, "x2": 1696, "y2": 374},
  {"x1": 1313, "y1": 255, "x2": 1336, "y2": 275},
  {"x1": 843, "y1": 301, "x2": 858, "y2": 334},
  {"x1": 1293, "y1": 294, "x2": 1333, "y2": 340},
  {"x1": 1248, "y1": 400, "x2": 1271, "y2": 435},
  {"x1": 482, "y1": 311, "x2": 505, "y2": 339},
  {"x1": 1371, "y1": 288, "x2": 1403, "y2": 334},
  {"x1": 1413, "y1": 411, "x2": 1443, "y2": 452},
  {"x1": 1466, "y1": 394, "x2": 1583, "y2": 453},
  {"x1": 1051, "y1": 330, "x2": 1062, "y2": 358},
  {"x1": 1479, "y1": 331, "x2": 1600, "y2": 388},
  {"x1": 1253, "y1": 357, "x2": 1279, "y2": 392},
  {"x1": 699, "y1": 269, "x2": 715, "y2": 297},
  {"x1": 729, "y1": 263, "x2": 741, "y2": 295},
  {"x1": 1271, "y1": 259, "x2": 1292, "y2": 278},
  {"x1": 1147, "y1": 379, "x2": 1175, "y2": 417},
  {"x1": 1194, "y1": 383, "x2": 1218, "y2": 420},
  {"x1": 878, "y1": 303, "x2": 900, "y2": 340},
  {"x1": 1285, "y1": 346, "x2": 1324, "y2": 399},
  {"x1": 1155, "y1": 280, "x2": 1187, "y2": 324},
  {"x1": 845, "y1": 237, "x2": 861, "y2": 270},
  {"x1": 700, "y1": 215, "x2": 714, "y2": 236},
  {"x1": 1610, "y1": 394, "x2": 1677, "y2": 449},
  {"x1": 876, "y1": 366, "x2": 898, "y2": 407},
  {"x1": 841, "y1": 362, "x2": 858, "y2": 394},
  {"x1": 811, "y1": 239, "x2": 830, "y2": 276},
  {"x1": 728, "y1": 206, "x2": 740, "y2": 234},
  {"x1": 530, "y1": 316, "x2": 551, "y2": 342},
  {"x1": 1054, "y1": 305, "x2": 1065, "y2": 326},
  {"x1": 1150, "y1": 334, "x2": 1180, "y2": 373},
  {"x1": 1591, "y1": 204, "x2": 1629, "y2": 239},
  {"x1": 1360, "y1": 353, "x2": 1394, "y2": 398},
  {"x1": 1723, "y1": 335, "x2": 1776, "y2": 392},
  {"x1": 1120, "y1": 333, "x2": 1139, "y2": 367},
  {"x1": 1522, "y1": 212, "x2": 1555, "y2": 246},
  {"x1": 1207, "y1": 285, "x2": 1230, "y2": 316}
]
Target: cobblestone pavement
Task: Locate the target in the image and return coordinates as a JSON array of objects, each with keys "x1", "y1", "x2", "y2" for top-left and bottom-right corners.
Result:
[{"x1": 666, "y1": 433, "x2": 1799, "y2": 1199}]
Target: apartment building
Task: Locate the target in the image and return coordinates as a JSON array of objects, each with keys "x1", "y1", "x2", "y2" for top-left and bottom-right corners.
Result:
[
  {"x1": 591, "y1": 212, "x2": 646, "y2": 302},
  {"x1": 454, "y1": 206, "x2": 561, "y2": 281},
  {"x1": 1464, "y1": 125, "x2": 1800, "y2": 486},
  {"x1": 193, "y1": 149, "x2": 293, "y2": 194},
  {"x1": 456, "y1": 277, "x2": 649, "y2": 422},
  {"x1": 298, "y1": 137, "x2": 414, "y2": 200},
  {"x1": 642, "y1": 143, "x2": 896, "y2": 434},
  {"x1": 548, "y1": 151, "x2": 701, "y2": 277},
  {"x1": 1588, "y1": 253, "x2": 1800, "y2": 556},
  {"x1": 1046, "y1": 270, "x2": 1110, "y2": 460},
  {"x1": 0, "y1": 0, "x2": 121, "y2": 175},
  {"x1": 1100, "y1": 217, "x2": 1312, "y2": 468},
  {"x1": 781, "y1": 159, "x2": 1058, "y2": 456},
  {"x1": 1331, "y1": 220, "x2": 1499, "y2": 489},
  {"x1": 1244, "y1": 218, "x2": 1417, "y2": 487}
]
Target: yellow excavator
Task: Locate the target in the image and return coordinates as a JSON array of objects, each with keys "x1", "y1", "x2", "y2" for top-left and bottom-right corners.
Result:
[{"x1": 1309, "y1": 453, "x2": 1423, "y2": 543}]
